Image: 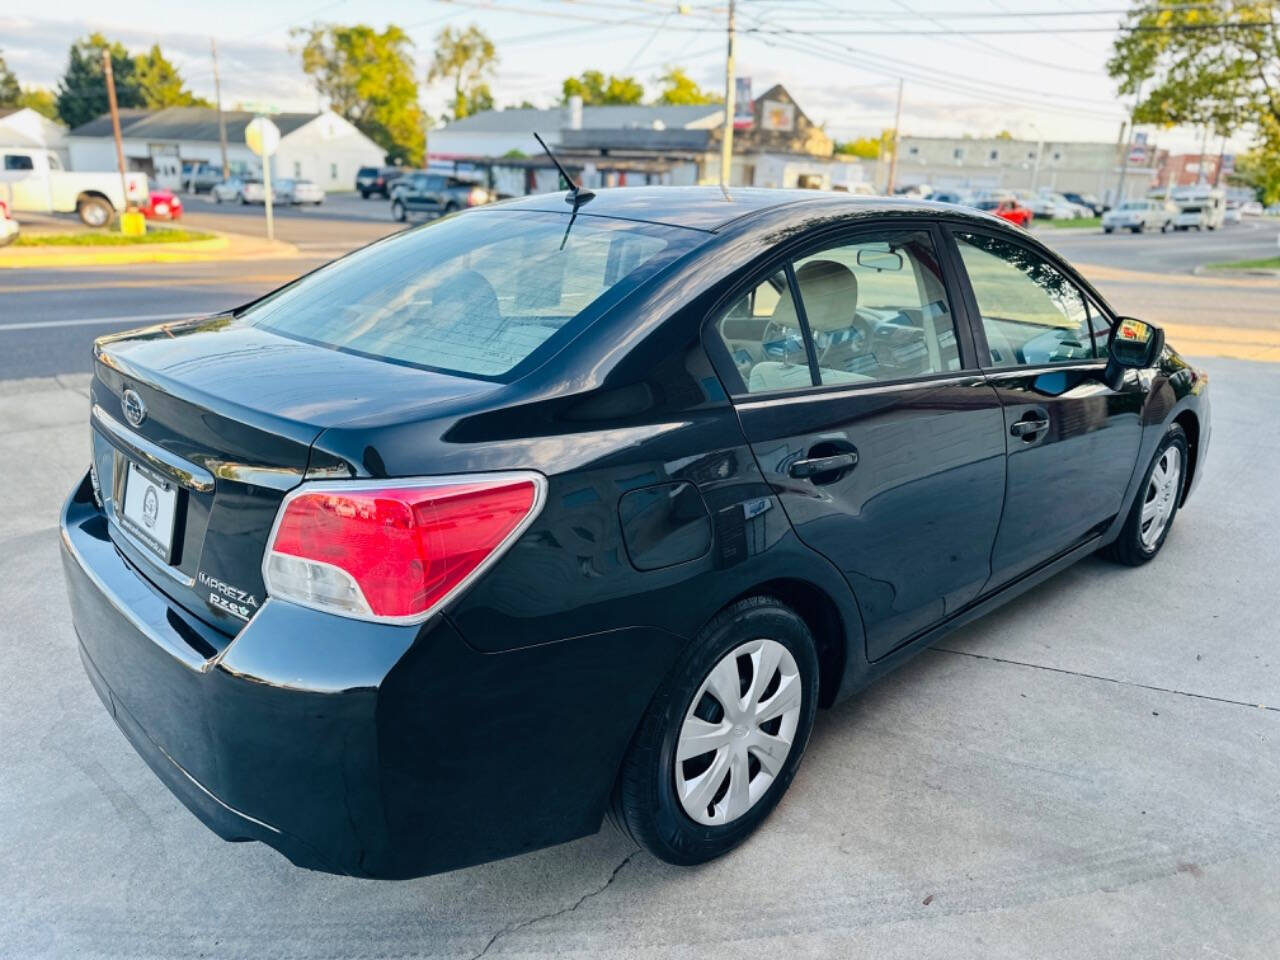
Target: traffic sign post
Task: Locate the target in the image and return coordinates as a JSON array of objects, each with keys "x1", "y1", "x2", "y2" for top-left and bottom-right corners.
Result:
[{"x1": 245, "y1": 117, "x2": 281, "y2": 241}]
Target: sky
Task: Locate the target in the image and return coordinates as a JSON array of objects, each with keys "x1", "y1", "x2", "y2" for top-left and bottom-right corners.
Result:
[{"x1": 0, "y1": 0, "x2": 1254, "y2": 155}]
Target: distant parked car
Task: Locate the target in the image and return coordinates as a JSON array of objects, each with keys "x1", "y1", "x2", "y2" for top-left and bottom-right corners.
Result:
[
  {"x1": 0, "y1": 198, "x2": 17, "y2": 246},
  {"x1": 141, "y1": 180, "x2": 183, "y2": 221},
  {"x1": 1241, "y1": 201, "x2": 1263, "y2": 216},
  {"x1": 1061, "y1": 191, "x2": 1106, "y2": 217},
  {"x1": 211, "y1": 178, "x2": 245, "y2": 203},
  {"x1": 277, "y1": 178, "x2": 324, "y2": 205},
  {"x1": 356, "y1": 165, "x2": 407, "y2": 199},
  {"x1": 182, "y1": 162, "x2": 223, "y2": 194},
  {"x1": 926, "y1": 190, "x2": 967, "y2": 206},
  {"x1": 241, "y1": 180, "x2": 268, "y2": 204},
  {"x1": 976, "y1": 198, "x2": 1033, "y2": 228},
  {"x1": 1223, "y1": 201, "x2": 1243, "y2": 225},
  {"x1": 390, "y1": 173, "x2": 492, "y2": 221},
  {"x1": 1030, "y1": 193, "x2": 1085, "y2": 220},
  {"x1": 1103, "y1": 200, "x2": 1175, "y2": 234}
]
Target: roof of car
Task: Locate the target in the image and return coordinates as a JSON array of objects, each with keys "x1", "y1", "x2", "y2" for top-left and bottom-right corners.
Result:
[{"x1": 489, "y1": 186, "x2": 962, "y2": 232}]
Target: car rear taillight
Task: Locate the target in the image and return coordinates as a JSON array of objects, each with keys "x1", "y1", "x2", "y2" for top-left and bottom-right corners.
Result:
[
  {"x1": 0, "y1": 200, "x2": 8, "y2": 219},
  {"x1": 263, "y1": 473, "x2": 545, "y2": 623},
  {"x1": 467, "y1": 187, "x2": 487, "y2": 206}
]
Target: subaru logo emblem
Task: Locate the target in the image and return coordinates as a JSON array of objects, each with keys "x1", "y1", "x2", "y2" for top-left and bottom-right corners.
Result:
[{"x1": 122, "y1": 389, "x2": 146, "y2": 428}]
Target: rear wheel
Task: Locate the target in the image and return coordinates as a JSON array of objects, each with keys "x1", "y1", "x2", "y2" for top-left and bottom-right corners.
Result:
[
  {"x1": 77, "y1": 196, "x2": 112, "y2": 228},
  {"x1": 1103, "y1": 424, "x2": 1187, "y2": 566},
  {"x1": 1104, "y1": 227, "x2": 1114, "y2": 234},
  {"x1": 612, "y1": 596, "x2": 819, "y2": 865},
  {"x1": 360, "y1": 189, "x2": 370, "y2": 199}
]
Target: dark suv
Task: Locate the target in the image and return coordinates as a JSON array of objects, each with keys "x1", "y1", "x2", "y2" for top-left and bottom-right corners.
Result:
[
  {"x1": 355, "y1": 165, "x2": 406, "y2": 199},
  {"x1": 389, "y1": 173, "x2": 492, "y2": 221}
]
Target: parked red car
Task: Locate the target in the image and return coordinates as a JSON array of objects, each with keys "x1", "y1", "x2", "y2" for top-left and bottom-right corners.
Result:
[
  {"x1": 142, "y1": 181, "x2": 183, "y2": 221},
  {"x1": 977, "y1": 198, "x2": 1032, "y2": 228}
]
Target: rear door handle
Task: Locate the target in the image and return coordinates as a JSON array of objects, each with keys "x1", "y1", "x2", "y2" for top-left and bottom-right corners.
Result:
[
  {"x1": 789, "y1": 452, "x2": 858, "y2": 478},
  {"x1": 1010, "y1": 416, "x2": 1050, "y2": 438}
]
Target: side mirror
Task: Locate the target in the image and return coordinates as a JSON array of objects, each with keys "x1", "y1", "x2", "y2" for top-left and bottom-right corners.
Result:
[{"x1": 1104, "y1": 317, "x2": 1164, "y2": 388}]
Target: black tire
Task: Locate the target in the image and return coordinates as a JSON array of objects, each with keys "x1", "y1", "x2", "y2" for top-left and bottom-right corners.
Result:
[
  {"x1": 1130, "y1": 225, "x2": 1142, "y2": 233},
  {"x1": 611, "y1": 595, "x2": 819, "y2": 866},
  {"x1": 391, "y1": 199, "x2": 407, "y2": 223},
  {"x1": 360, "y1": 189, "x2": 370, "y2": 199},
  {"x1": 1103, "y1": 424, "x2": 1188, "y2": 567},
  {"x1": 444, "y1": 202, "x2": 459, "y2": 215},
  {"x1": 77, "y1": 196, "x2": 113, "y2": 228},
  {"x1": 1104, "y1": 227, "x2": 1114, "y2": 234}
]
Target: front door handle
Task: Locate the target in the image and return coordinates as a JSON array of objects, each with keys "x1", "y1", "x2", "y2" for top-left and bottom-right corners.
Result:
[
  {"x1": 789, "y1": 451, "x2": 858, "y2": 479},
  {"x1": 1010, "y1": 416, "x2": 1050, "y2": 438}
]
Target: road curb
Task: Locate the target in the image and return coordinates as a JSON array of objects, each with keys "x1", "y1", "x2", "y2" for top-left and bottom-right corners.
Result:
[{"x1": 0, "y1": 230, "x2": 299, "y2": 268}]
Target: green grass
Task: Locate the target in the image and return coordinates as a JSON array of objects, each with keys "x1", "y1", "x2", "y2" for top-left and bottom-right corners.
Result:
[
  {"x1": 13, "y1": 227, "x2": 214, "y2": 247},
  {"x1": 1037, "y1": 216, "x2": 1102, "y2": 229},
  {"x1": 1204, "y1": 256, "x2": 1280, "y2": 271}
]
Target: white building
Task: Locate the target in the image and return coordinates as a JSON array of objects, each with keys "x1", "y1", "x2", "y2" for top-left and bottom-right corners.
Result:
[
  {"x1": 64, "y1": 107, "x2": 384, "y2": 191},
  {"x1": 886, "y1": 135, "x2": 1157, "y2": 205},
  {"x1": 0, "y1": 107, "x2": 68, "y2": 162}
]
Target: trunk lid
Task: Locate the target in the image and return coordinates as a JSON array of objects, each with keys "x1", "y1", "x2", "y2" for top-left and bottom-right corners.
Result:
[{"x1": 91, "y1": 315, "x2": 500, "y2": 634}]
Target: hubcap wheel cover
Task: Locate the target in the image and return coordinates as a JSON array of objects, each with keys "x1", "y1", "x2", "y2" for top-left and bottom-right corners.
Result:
[
  {"x1": 674, "y1": 638, "x2": 802, "y2": 826},
  {"x1": 1140, "y1": 446, "x2": 1182, "y2": 549}
]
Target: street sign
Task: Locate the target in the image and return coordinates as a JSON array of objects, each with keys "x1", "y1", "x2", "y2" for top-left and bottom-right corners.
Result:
[
  {"x1": 244, "y1": 117, "x2": 280, "y2": 242},
  {"x1": 245, "y1": 117, "x2": 280, "y2": 157}
]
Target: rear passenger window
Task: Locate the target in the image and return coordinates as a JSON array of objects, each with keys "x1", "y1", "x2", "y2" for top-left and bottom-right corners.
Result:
[
  {"x1": 4, "y1": 154, "x2": 34, "y2": 171},
  {"x1": 793, "y1": 231, "x2": 960, "y2": 384},
  {"x1": 707, "y1": 229, "x2": 961, "y2": 395},
  {"x1": 956, "y1": 232, "x2": 1096, "y2": 367},
  {"x1": 716, "y1": 270, "x2": 812, "y2": 394}
]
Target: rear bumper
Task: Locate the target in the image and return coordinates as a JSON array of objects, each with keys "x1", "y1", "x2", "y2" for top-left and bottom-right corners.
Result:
[{"x1": 60, "y1": 473, "x2": 681, "y2": 878}]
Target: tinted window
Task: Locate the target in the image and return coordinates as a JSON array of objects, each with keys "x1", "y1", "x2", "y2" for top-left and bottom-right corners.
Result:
[
  {"x1": 4, "y1": 154, "x2": 34, "y2": 171},
  {"x1": 792, "y1": 230, "x2": 959, "y2": 384},
  {"x1": 242, "y1": 211, "x2": 701, "y2": 379},
  {"x1": 956, "y1": 232, "x2": 1095, "y2": 366},
  {"x1": 358, "y1": 166, "x2": 378, "y2": 176}
]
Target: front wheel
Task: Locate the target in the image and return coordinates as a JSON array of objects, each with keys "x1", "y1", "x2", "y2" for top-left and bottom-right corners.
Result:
[
  {"x1": 391, "y1": 199, "x2": 407, "y2": 222},
  {"x1": 78, "y1": 196, "x2": 112, "y2": 227},
  {"x1": 1103, "y1": 424, "x2": 1187, "y2": 566},
  {"x1": 1161, "y1": 220, "x2": 1171, "y2": 233},
  {"x1": 1103, "y1": 227, "x2": 1114, "y2": 234},
  {"x1": 611, "y1": 596, "x2": 819, "y2": 866}
]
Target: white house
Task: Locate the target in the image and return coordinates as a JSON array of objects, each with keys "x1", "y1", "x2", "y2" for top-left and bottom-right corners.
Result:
[
  {"x1": 0, "y1": 107, "x2": 68, "y2": 162},
  {"x1": 64, "y1": 107, "x2": 384, "y2": 191}
]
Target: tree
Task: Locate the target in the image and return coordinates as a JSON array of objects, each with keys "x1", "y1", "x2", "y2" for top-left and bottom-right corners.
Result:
[
  {"x1": 19, "y1": 88, "x2": 58, "y2": 120},
  {"x1": 561, "y1": 70, "x2": 643, "y2": 106},
  {"x1": 56, "y1": 33, "x2": 144, "y2": 128},
  {"x1": 1234, "y1": 119, "x2": 1280, "y2": 205},
  {"x1": 0, "y1": 51, "x2": 19, "y2": 106},
  {"x1": 427, "y1": 24, "x2": 498, "y2": 121},
  {"x1": 653, "y1": 67, "x2": 721, "y2": 106},
  {"x1": 295, "y1": 23, "x2": 426, "y2": 165},
  {"x1": 134, "y1": 44, "x2": 209, "y2": 108},
  {"x1": 1108, "y1": 1, "x2": 1274, "y2": 139},
  {"x1": 834, "y1": 128, "x2": 895, "y2": 160}
]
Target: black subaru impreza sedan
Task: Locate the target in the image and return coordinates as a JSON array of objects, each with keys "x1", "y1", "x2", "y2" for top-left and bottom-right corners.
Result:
[{"x1": 61, "y1": 187, "x2": 1209, "y2": 879}]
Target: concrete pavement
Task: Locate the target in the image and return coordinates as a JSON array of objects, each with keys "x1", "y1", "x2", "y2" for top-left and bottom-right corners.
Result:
[{"x1": 0, "y1": 354, "x2": 1278, "y2": 959}]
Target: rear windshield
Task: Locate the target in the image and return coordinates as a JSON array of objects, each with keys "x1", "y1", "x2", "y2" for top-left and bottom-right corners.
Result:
[
  {"x1": 358, "y1": 166, "x2": 378, "y2": 176},
  {"x1": 240, "y1": 210, "x2": 703, "y2": 380}
]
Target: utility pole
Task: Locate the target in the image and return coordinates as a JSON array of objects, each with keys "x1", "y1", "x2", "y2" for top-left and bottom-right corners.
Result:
[
  {"x1": 211, "y1": 38, "x2": 229, "y2": 180},
  {"x1": 1197, "y1": 123, "x2": 1211, "y2": 184},
  {"x1": 1213, "y1": 134, "x2": 1226, "y2": 186},
  {"x1": 719, "y1": 0, "x2": 736, "y2": 188},
  {"x1": 102, "y1": 49, "x2": 130, "y2": 215},
  {"x1": 1113, "y1": 79, "x2": 1142, "y2": 207},
  {"x1": 885, "y1": 78, "x2": 904, "y2": 195}
]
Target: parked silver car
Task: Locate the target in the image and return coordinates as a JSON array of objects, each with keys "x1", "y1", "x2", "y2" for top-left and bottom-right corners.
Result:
[
  {"x1": 211, "y1": 178, "x2": 246, "y2": 203},
  {"x1": 277, "y1": 178, "x2": 324, "y2": 205}
]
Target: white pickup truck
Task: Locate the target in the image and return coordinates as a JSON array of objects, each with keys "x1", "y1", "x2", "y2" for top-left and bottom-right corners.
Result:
[{"x1": 0, "y1": 148, "x2": 148, "y2": 227}]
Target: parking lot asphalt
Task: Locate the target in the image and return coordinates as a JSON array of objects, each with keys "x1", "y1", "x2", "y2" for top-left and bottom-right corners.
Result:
[{"x1": 0, "y1": 348, "x2": 1277, "y2": 958}]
